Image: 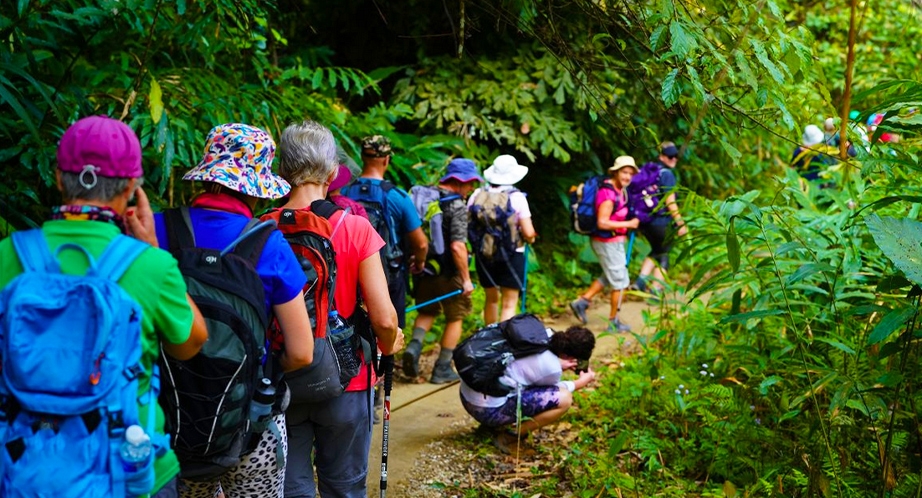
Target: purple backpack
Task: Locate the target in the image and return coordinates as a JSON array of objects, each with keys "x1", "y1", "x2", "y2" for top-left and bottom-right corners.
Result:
[{"x1": 627, "y1": 161, "x2": 664, "y2": 224}]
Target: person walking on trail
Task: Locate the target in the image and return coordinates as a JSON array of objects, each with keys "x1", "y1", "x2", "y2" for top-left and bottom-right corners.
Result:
[
  {"x1": 404, "y1": 158, "x2": 482, "y2": 384},
  {"x1": 0, "y1": 115, "x2": 208, "y2": 497},
  {"x1": 274, "y1": 120, "x2": 404, "y2": 498},
  {"x1": 790, "y1": 124, "x2": 858, "y2": 184},
  {"x1": 569, "y1": 156, "x2": 640, "y2": 332},
  {"x1": 341, "y1": 135, "x2": 428, "y2": 331},
  {"x1": 459, "y1": 325, "x2": 596, "y2": 453},
  {"x1": 153, "y1": 123, "x2": 315, "y2": 497},
  {"x1": 328, "y1": 163, "x2": 368, "y2": 219},
  {"x1": 629, "y1": 141, "x2": 688, "y2": 296},
  {"x1": 468, "y1": 154, "x2": 537, "y2": 325}
]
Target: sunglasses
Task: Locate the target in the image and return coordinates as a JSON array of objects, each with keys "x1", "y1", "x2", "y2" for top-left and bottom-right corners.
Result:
[{"x1": 665, "y1": 154, "x2": 679, "y2": 160}]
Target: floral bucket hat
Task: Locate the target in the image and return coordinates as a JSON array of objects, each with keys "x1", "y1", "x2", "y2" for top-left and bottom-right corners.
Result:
[{"x1": 182, "y1": 123, "x2": 290, "y2": 199}]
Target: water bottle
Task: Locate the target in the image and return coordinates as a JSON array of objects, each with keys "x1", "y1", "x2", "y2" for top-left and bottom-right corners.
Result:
[
  {"x1": 249, "y1": 378, "x2": 275, "y2": 424},
  {"x1": 328, "y1": 310, "x2": 348, "y2": 335},
  {"x1": 120, "y1": 425, "x2": 151, "y2": 472}
]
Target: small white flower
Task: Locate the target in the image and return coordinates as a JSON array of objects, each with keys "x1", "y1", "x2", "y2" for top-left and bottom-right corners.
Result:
[
  {"x1": 678, "y1": 384, "x2": 685, "y2": 389},
  {"x1": 674, "y1": 389, "x2": 681, "y2": 395},
  {"x1": 684, "y1": 389, "x2": 689, "y2": 395},
  {"x1": 619, "y1": 362, "x2": 625, "y2": 367},
  {"x1": 699, "y1": 370, "x2": 707, "y2": 376},
  {"x1": 701, "y1": 363, "x2": 708, "y2": 369},
  {"x1": 750, "y1": 405, "x2": 755, "y2": 411},
  {"x1": 659, "y1": 376, "x2": 666, "y2": 380},
  {"x1": 709, "y1": 373, "x2": 714, "y2": 377}
]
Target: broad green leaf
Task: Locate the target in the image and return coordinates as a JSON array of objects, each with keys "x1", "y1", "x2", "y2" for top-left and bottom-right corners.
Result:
[
  {"x1": 723, "y1": 480, "x2": 738, "y2": 498},
  {"x1": 18, "y1": 0, "x2": 30, "y2": 16},
  {"x1": 813, "y1": 337, "x2": 856, "y2": 355},
  {"x1": 726, "y1": 216, "x2": 740, "y2": 273},
  {"x1": 787, "y1": 262, "x2": 835, "y2": 285},
  {"x1": 866, "y1": 215, "x2": 922, "y2": 286},
  {"x1": 650, "y1": 25, "x2": 667, "y2": 52},
  {"x1": 661, "y1": 68, "x2": 680, "y2": 107},
  {"x1": 669, "y1": 21, "x2": 696, "y2": 59},
  {"x1": 720, "y1": 309, "x2": 785, "y2": 324},
  {"x1": 607, "y1": 431, "x2": 629, "y2": 458},
  {"x1": 868, "y1": 307, "x2": 914, "y2": 345},
  {"x1": 759, "y1": 375, "x2": 782, "y2": 395},
  {"x1": 877, "y1": 275, "x2": 911, "y2": 293},
  {"x1": 749, "y1": 38, "x2": 784, "y2": 85},
  {"x1": 149, "y1": 77, "x2": 164, "y2": 124}
]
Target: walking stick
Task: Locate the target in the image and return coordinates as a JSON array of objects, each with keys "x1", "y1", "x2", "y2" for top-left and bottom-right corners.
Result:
[
  {"x1": 520, "y1": 244, "x2": 530, "y2": 314},
  {"x1": 616, "y1": 231, "x2": 637, "y2": 314},
  {"x1": 379, "y1": 355, "x2": 394, "y2": 498},
  {"x1": 405, "y1": 289, "x2": 463, "y2": 312}
]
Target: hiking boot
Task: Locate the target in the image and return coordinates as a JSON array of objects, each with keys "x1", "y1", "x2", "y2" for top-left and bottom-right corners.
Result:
[
  {"x1": 569, "y1": 297, "x2": 590, "y2": 324},
  {"x1": 402, "y1": 340, "x2": 422, "y2": 378},
  {"x1": 429, "y1": 361, "x2": 459, "y2": 384},
  {"x1": 608, "y1": 317, "x2": 631, "y2": 333}
]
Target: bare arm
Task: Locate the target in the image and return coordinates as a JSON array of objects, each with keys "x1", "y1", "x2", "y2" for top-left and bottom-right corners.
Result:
[
  {"x1": 162, "y1": 294, "x2": 208, "y2": 361},
  {"x1": 663, "y1": 192, "x2": 687, "y2": 236},
  {"x1": 518, "y1": 216, "x2": 537, "y2": 244},
  {"x1": 596, "y1": 200, "x2": 639, "y2": 231},
  {"x1": 358, "y1": 253, "x2": 403, "y2": 355},
  {"x1": 273, "y1": 291, "x2": 314, "y2": 372},
  {"x1": 450, "y1": 240, "x2": 474, "y2": 297},
  {"x1": 406, "y1": 227, "x2": 428, "y2": 274}
]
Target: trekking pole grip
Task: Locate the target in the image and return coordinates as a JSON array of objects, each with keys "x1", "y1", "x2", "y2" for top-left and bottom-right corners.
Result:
[{"x1": 381, "y1": 355, "x2": 394, "y2": 392}]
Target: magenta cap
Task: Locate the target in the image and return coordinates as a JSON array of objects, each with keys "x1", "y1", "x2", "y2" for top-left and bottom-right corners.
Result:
[{"x1": 57, "y1": 116, "x2": 143, "y2": 178}]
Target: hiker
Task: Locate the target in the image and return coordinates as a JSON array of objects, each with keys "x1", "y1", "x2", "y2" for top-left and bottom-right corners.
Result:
[
  {"x1": 469, "y1": 154, "x2": 537, "y2": 324},
  {"x1": 791, "y1": 124, "x2": 858, "y2": 185},
  {"x1": 404, "y1": 158, "x2": 483, "y2": 384},
  {"x1": 341, "y1": 135, "x2": 428, "y2": 331},
  {"x1": 273, "y1": 120, "x2": 403, "y2": 498},
  {"x1": 0, "y1": 115, "x2": 207, "y2": 497},
  {"x1": 569, "y1": 156, "x2": 640, "y2": 332},
  {"x1": 153, "y1": 123, "x2": 315, "y2": 497},
  {"x1": 629, "y1": 142, "x2": 688, "y2": 296},
  {"x1": 328, "y1": 163, "x2": 368, "y2": 219},
  {"x1": 459, "y1": 325, "x2": 596, "y2": 452}
]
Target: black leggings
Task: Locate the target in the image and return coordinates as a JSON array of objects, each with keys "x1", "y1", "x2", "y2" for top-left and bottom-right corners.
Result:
[{"x1": 639, "y1": 222, "x2": 672, "y2": 270}]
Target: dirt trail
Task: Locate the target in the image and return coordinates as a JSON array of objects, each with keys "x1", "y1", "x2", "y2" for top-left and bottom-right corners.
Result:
[{"x1": 365, "y1": 296, "x2": 652, "y2": 495}]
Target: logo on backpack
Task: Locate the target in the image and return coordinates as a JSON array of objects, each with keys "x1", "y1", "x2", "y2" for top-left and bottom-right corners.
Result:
[
  {"x1": 261, "y1": 200, "x2": 366, "y2": 404},
  {"x1": 469, "y1": 189, "x2": 520, "y2": 262},
  {"x1": 160, "y1": 208, "x2": 276, "y2": 481},
  {"x1": 452, "y1": 314, "x2": 550, "y2": 397},
  {"x1": 341, "y1": 178, "x2": 405, "y2": 279},
  {"x1": 409, "y1": 185, "x2": 461, "y2": 276},
  {"x1": 0, "y1": 230, "x2": 158, "y2": 497},
  {"x1": 627, "y1": 162, "x2": 664, "y2": 224},
  {"x1": 569, "y1": 175, "x2": 616, "y2": 237}
]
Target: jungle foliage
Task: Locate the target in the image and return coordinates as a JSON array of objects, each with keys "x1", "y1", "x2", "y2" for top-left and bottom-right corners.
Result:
[{"x1": 3, "y1": 0, "x2": 922, "y2": 495}]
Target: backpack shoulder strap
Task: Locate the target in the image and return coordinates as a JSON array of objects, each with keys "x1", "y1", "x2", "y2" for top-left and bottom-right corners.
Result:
[
  {"x1": 11, "y1": 229, "x2": 58, "y2": 273},
  {"x1": 229, "y1": 219, "x2": 277, "y2": 268},
  {"x1": 163, "y1": 207, "x2": 196, "y2": 254},
  {"x1": 310, "y1": 199, "x2": 342, "y2": 220},
  {"x1": 96, "y1": 235, "x2": 152, "y2": 282}
]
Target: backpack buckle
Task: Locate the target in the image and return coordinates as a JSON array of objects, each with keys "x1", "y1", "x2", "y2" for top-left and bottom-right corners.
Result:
[
  {"x1": 107, "y1": 411, "x2": 125, "y2": 436},
  {"x1": 124, "y1": 364, "x2": 144, "y2": 381}
]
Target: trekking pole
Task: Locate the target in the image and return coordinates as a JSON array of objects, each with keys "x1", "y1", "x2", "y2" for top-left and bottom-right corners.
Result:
[
  {"x1": 405, "y1": 289, "x2": 463, "y2": 312},
  {"x1": 616, "y1": 231, "x2": 637, "y2": 315},
  {"x1": 520, "y1": 244, "x2": 530, "y2": 314},
  {"x1": 379, "y1": 354, "x2": 394, "y2": 498}
]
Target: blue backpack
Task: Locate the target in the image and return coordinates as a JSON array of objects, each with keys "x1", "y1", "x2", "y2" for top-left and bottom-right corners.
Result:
[
  {"x1": 627, "y1": 162, "x2": 664, "y2": 224},
  {"x1": 468, "y1": 188, "x2": 520, "y2": 262},
  {"x1": 0, "y1": 229, "x2": 159, "y2": 497},
  {"x1": 341, "y1": 178, "x2": 405, "y2": 279},
  {"x1": 569, "y1": 175, "x2": 615, "y2": 238}
]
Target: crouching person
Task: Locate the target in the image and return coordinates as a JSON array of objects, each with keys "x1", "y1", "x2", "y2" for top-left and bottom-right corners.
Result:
[{"x1": 457, "y1": 321, "x2": 596, "y2": 452}]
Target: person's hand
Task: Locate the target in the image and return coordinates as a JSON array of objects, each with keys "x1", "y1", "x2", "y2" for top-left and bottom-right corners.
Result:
[
  {"x1": 382, "y1": 327, "x2": 405, "y2": 355},
  {"x1": 126, "y1": 188, "x2": 158, "y2": 246},
  {"x1": 627, "y1": 218, "x2": 640, "y2": 229},
  {"x1": 575, "y1": 367, "x2": 596, "y2": 390},
  {"x1": 560, "y1": 357, "x2": 578, "y2": 371},
  {"x1": 409, "y1": 256, "x2": 425, "y2": 275},
  {"x1": 461, "y1": 278, "x2": 475, "y2": 298},
  {"x1": 677, "y1": 224, "x2": 688, "y2": 237}
]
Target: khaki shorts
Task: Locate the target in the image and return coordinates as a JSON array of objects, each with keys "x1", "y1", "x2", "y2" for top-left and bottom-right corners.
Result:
[{"x1": 412, "y1": 273, "x2": 472, "y2": 323}]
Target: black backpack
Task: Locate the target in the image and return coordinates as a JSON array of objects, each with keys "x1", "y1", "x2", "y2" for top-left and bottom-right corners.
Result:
[
  {"x1": 452, "y1": 314, "x2": 550, "y2": 397},
  {"x1": 159, "y1": 208, "x2": 276, "y2": 481},
  {"x1": 468, "y1": 188, "x2": 520, "y2": 263}
]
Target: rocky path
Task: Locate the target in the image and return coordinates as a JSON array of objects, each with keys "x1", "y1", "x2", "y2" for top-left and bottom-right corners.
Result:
[{"x1": 365, "y1": 296, "x2": 652, "y2": 496}]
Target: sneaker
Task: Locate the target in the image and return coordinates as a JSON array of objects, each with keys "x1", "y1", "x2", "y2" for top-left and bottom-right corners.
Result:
[
  {"x1": 569, "y1": 297, "x2": 589, "y2": 324},
  {"x1": 402, "y1": 340, "x2": 422, "y2": 378},
  {"x1": 608, "y1": 317, "x2": 631, "y2": 333},
  {"x1": 429, "y1": 361, "x2": 459, "y2": 384}
]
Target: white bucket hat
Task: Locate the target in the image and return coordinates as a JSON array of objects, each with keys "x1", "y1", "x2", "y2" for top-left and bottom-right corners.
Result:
[
  {"x1": 483, "y1": 154, "x2": 528, "y2": 185},
  {"x1": 609, "y1": 155, "x2": 638, "y2": 172},
  {"x1": 802, "y1": 124, "x2": 824, "y2": 147}
]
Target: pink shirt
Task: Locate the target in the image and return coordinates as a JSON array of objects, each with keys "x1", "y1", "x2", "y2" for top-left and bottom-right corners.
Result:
[
  {"x1": 591, "y1": 180, "x2": 628, "y2": 243},
  {"x1": 327, "y1": 211, "x2": 387, "y2": 391}
]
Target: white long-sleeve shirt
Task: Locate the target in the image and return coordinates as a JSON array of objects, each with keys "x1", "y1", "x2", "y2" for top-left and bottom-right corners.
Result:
[{"x1": 460, "y1": 350, "x2": 575, "y2": 408}]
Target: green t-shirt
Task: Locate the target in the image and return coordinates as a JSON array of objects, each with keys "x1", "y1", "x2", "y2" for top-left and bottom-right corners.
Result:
[{"x1": 0, "y1": 220, "x2": 193, "y2": 494}]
